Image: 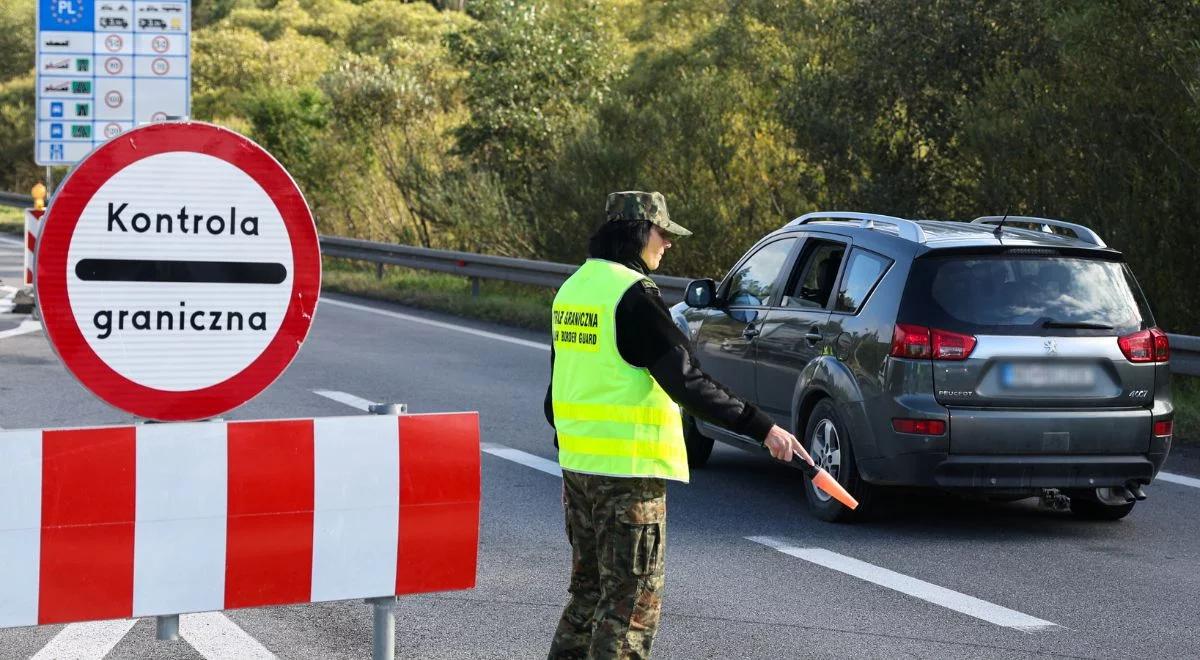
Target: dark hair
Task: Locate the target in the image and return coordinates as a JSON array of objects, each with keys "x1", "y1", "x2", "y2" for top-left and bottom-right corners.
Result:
[{"x1": 587, "y1": 219, "x2": 652, "y2": 263}]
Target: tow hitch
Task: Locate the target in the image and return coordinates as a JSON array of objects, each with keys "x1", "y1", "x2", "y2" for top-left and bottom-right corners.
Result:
[{"x1": 1040, "y1": 489, "x2": 1071, "y2": 511}]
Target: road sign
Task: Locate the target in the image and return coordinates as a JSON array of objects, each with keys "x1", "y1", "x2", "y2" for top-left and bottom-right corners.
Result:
[
  {"x1": 36, "y1": 121, "x2": 321, "y2": 421},
  {"x1": 35, "y1": 0, "x2": 191, "y2": 165}
]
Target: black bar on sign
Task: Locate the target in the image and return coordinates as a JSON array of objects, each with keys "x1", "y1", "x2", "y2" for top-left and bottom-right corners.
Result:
[{"x1": 75, "y1": 259, "x2": 288, "y2": 284}]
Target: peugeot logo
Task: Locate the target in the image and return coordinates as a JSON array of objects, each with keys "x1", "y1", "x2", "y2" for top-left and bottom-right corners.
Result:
[{"x1": 1043, "y1": 339, "x2": 1058, "y2": 355}]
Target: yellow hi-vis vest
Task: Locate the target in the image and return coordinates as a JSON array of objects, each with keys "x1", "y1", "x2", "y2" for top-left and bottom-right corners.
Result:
[{"x1": 552, "y1": 259, "x2": 689, "y2": 482}]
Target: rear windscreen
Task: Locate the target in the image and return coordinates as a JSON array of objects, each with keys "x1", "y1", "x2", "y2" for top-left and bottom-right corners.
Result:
[{"x1": 901, "y1": 255, "x2": 1154, "y2": 335}]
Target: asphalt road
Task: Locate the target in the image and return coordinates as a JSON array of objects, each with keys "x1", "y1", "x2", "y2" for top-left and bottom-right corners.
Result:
[{"x1": 2, "y1": 236, "x2": 1200, "y2": 659}]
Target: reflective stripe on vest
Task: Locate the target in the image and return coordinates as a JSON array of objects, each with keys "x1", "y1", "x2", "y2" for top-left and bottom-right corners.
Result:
[{"x1": 551, "y1": 260, "x2": 689, "y2": 482}]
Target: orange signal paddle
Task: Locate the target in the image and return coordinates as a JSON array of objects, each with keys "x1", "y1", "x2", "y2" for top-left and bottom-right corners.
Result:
[{"x1": 793, "y1": 456, "x2": 859, "y2": 510}]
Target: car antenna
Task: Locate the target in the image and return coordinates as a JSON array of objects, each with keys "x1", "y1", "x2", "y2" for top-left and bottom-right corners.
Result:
[{"x1": 993, "y1": 208, "x2": 1010, "y2": 239}]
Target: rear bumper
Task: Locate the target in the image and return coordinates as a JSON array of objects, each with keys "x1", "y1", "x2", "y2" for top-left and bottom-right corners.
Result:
[
  {"x1": 932, "y1": 454, "x2": 1154, "y2": 489},
  {"x1": 859, "y1": 449, "x2": 1170, "y2": 489},
  {"x1": 948, "y1": 407, "x2": 1150, "y2": 454}
]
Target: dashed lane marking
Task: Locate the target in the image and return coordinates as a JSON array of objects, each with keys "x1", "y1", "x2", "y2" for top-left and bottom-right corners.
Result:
[
  {"x1": 1157, "y1": 471, "x2": 1200, "y2": 489},
  {"x1": 481, "y1": 442, "x2": 562, "y2": 477},
  {"x1": 180, "y1": 612, "x2": 276, "y2": 659},
  {"x1": 746, "y1": 536, "x2": 1061, "y2": 632},
  {"x1": 31, "y1": 618, "x2": 138, "y2": 659},
  {"x1": 315, "y1": 390, "x2": 562, "y2": 476},
  {"x1": 320, "y1": 297, "x2": 549, "y2": 351},
  {"x1": 312, "y1": 389, "x2": 374, "y2": 412}
]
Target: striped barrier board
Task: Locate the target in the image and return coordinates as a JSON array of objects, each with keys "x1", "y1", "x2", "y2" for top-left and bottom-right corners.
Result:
[
  {"x1": 24, "y1": 209, "x2": 42, "y2": 287},
  {"x1": 0, "y1": 412, "x2": 480, "y2": 629}
]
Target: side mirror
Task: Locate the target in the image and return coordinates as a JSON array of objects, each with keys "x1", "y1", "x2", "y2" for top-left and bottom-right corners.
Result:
[{"x1": 685, "y1": 279, "x2": 716, "y2": 308}]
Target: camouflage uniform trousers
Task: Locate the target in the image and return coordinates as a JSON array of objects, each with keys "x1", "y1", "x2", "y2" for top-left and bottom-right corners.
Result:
[{"x1": 549, "y1": 470, "x2": 667, "y2": 660}]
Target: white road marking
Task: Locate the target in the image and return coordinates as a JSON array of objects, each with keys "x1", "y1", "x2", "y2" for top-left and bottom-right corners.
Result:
[
  {"x1": 28, "y1": 613, "x2": 273, "y2": 659},
  {"x1": 314, "y1": 389, "x2": 562, "y2": 477},
  {"x1": 313, "y1": 389, "x2": 375, "y2": 412},
  {"x1": 0, "y1": 319, "x2": 40, "y2": 340},
  {"x1": 180, "y1": 612, "x2": 276, "y2": 659},
  {"x1": 31, "y1": 618, "x2": 139, "y2": 660},
  {"x1": 1157, "y1": 471, "x2": 1200, "y2": 489},
  {"x1": 321, "y1": 297, "x2": 549, "y2": 351},
  {"x1": 746, "y1": 536, "x2": 1061, "y2": 632},
  {"x1": 0, "y1": 235, "x2": 23, "y2": 247},
  {"x1": 481, "y1": 442, "x2": 562, "y2": 476}
]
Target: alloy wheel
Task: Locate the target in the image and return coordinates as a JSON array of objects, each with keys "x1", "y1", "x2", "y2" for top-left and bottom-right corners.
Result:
[{"x1": 809, "y1": 419, "x2": 842, "y2": 502}]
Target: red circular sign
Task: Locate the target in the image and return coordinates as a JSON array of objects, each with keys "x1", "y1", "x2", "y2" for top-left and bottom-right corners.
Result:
[{"x1": 36, "y1": 122, "x2": 321, "y2": 421}]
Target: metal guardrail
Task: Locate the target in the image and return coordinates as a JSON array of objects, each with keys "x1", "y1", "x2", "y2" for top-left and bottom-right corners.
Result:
[
  {"x1": 0, "y1": 192, "x2": 34, "y2": 208},
  {"x1": 320, "y1": 235, "x2": 692, "y2": 303},
  {"x1": 1168, "y1": 335, "x2": 1200, "y2": 377}
]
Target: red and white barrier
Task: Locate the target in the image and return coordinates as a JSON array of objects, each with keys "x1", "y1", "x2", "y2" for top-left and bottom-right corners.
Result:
[
  {"x1": 23, "y1": 209, "x2": 42, "y2": 287},
  {"x1": 0, "y1": 412, "x2": 480, "y2": 629}
]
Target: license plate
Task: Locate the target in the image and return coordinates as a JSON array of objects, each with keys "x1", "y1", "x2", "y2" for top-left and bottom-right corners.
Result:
[{"x1": 1000, "y1": 363, "x2": 1096, "y2": 389}]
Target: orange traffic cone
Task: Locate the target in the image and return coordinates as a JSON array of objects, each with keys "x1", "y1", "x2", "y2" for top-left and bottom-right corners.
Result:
[{"x1": 794, "y1": 456, "x2": 859, "y2": 510}]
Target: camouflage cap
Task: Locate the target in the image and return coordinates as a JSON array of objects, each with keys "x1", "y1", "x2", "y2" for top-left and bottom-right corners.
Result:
[{"x1": 604, "y1": 191, "x2": 692, "y2": 236}]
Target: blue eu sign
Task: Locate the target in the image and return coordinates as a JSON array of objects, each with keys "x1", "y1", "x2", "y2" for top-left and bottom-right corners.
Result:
[
  {"x1": 50, "y1": 102, "x2": 64, "y2": 118},
  {"x1": 50, "y1": 123, "x2": 64, "y2": 139},
  {"x1": 41, "y1": 0, "x2": 92, "y2": 32}
]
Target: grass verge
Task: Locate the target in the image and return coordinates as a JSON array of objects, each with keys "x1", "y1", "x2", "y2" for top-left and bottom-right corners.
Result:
[
  {"x1": 321, "y1": 257, "x2": 553, "y2": 332},
  {"x1": 1172, "y1": 374, "x2": 1200, "y2": 445},
  {"x1": 0, "y1": 205, "x2": 24, "y2": 235}
]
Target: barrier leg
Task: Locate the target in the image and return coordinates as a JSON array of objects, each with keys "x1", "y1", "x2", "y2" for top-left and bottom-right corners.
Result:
[
  {"x1": 156, "y1": 614, "x2": 179, "y2": 641},
  {"x1": 364, "y1": 402, "x2": 403, "y2": 659},
  {"x1": 368, "y1": 596, "x2": 396, "y2": 660}
]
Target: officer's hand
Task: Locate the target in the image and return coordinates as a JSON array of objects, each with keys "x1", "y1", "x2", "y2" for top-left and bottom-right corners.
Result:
[{"x1": 764, "y1": 425, "x2": 814, "y2": 465}]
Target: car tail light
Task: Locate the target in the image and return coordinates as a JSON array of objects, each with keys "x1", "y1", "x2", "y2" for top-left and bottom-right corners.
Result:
[
  {"x1": 891, "y1": 325, "x2": 975, "y2": 360},
  {"x1": 1153, "y1": 420, "x2": 1173, "y2": 437},
  {"x1": 891, "y1": 324, "x2": 931, "y2": 358},
  {"x1": 892, "y1": 418, "x2": 947, "y2": 435},
  {"x1": 1119, "y1": 328, "x2": 1169, "y2": 363},
  {"x1": 931, "y1": 328, "x2": 977, "y2": 360},
  {"x1": 1151, "y1": 327, "x2": 1169, "y2": 362}
]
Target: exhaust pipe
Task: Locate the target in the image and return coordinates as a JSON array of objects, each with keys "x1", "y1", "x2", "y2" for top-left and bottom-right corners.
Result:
[{"x1": 1126, "y1": 482, "x2": 1147, "y2": 501}]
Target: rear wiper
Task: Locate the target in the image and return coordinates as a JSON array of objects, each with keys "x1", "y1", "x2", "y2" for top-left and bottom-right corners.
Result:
[{"x1": 1041, "y1": 319, "x2": 1114, "y2": 330}]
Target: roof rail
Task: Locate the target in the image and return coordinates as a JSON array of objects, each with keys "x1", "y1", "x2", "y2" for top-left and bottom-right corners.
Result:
[
  {"x1": 789, "y1": 211, "x2": 927, "y2": 243},
  {"x1": 971, "y1": 216, "x2": 1107, "y2": 248}
]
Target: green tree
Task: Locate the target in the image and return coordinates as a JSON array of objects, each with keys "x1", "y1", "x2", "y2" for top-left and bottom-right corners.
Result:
[
  {"x1": 0, "y1": 0, "x2": 35, "y2": 83},
  {"x1": 959, "y1": 0, "x2": 1200, "y2": 331},
  {"x1": 533, "y1": 1, "x2": 816, "y2": 275},
  {"x1": 449, "y1": 0, "x2": 621, "y2": 193}
]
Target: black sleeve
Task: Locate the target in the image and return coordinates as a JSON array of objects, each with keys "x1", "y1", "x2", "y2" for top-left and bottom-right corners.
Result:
[{"x1": 616, "y1": 282, "x2": 775, "y2": 443}]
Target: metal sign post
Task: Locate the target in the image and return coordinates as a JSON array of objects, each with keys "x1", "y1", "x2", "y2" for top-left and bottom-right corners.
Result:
[{"x1": 366, "y1": 401, "x2": 406, "y2": 660}]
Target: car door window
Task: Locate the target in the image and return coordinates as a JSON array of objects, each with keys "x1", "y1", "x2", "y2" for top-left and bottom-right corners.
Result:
[
  {"x1": 783, "y1": 240, "x2": 847, "y2": 309},
  {"x1": 835, "y1": 248, "x2": 892, "y2": 313},
  {"x1": 723, "y1": 238, "x2": 796, "y2": 308}
]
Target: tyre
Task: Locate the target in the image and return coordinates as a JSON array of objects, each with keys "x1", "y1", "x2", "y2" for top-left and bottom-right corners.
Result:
[
  {"x1": 1068, "y1": 488, "x2": 1136, "y2": 521},
  {"x1": 682, "y1": 413, "x2": 714, "y2": 468},
  {"x1": 802, "y1": 399, "x2": 874, "y2": 522}
]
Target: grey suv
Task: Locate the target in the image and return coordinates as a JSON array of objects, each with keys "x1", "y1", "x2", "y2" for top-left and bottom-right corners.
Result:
[{"x1": 672, "y1": 212, "x2": 1173, "y2": 522}]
